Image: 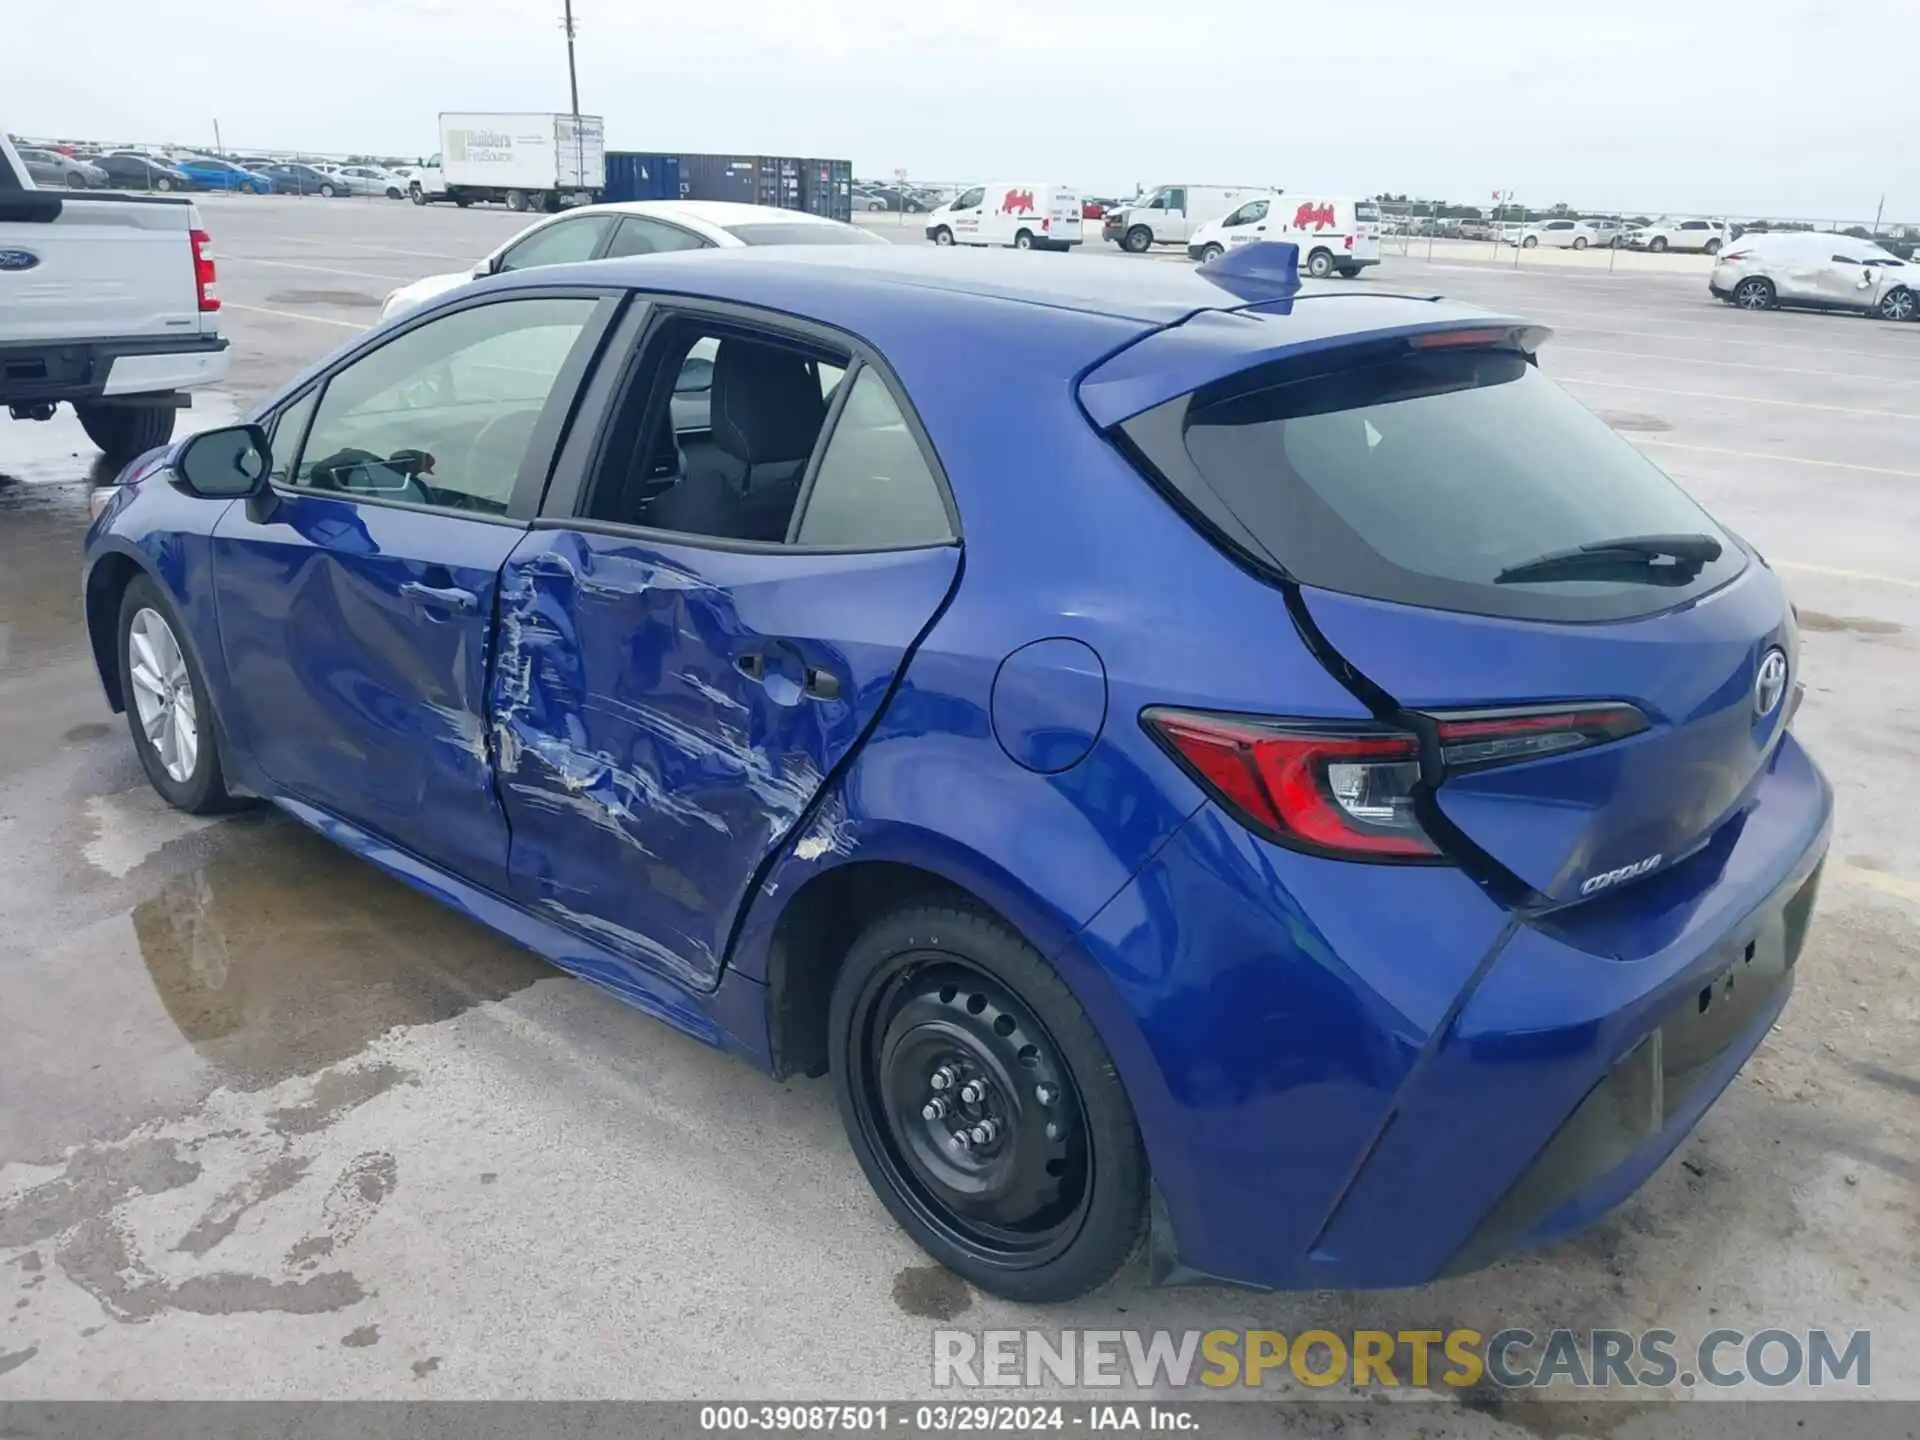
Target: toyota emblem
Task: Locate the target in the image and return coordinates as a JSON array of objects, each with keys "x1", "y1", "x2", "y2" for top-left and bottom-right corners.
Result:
[{"x1": 1754, "y1": 648, "x2": 1788, "y2": 719}]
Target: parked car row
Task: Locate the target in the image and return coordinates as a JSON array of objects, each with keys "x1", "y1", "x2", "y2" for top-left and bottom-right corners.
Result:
[{"x1": 6, "y1": 139, "x2": 417, "y2": 197}]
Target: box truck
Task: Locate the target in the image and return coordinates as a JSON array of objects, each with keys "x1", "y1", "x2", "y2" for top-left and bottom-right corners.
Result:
[{"x1": 409, "y1": 113, "x2": 605, "y2": 212}]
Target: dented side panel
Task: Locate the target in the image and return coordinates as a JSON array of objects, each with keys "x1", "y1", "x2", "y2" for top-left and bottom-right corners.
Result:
[
  {"x1": 209, "y1": 492, "x2": 525, "y2": 891},
  {"x1": 492, "y1": 527, "x2": 959, "y2": 990}
]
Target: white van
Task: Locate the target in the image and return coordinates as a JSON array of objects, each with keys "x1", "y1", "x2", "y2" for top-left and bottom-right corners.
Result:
[
  {"x1": 1185, "y1": 195, "x2": 1382, "y2": 278},
  {"x1": 925, "y1": 184, "x2": 1084, "y2": 251},
  {"x1": 1100, "y1": 184, "x2": 1269, "y2": 252}
]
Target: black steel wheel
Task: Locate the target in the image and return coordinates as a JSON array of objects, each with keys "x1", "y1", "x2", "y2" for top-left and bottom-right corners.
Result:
[{"x1": 831, "y1": 899, "x2": 1147, "y2": 1303}]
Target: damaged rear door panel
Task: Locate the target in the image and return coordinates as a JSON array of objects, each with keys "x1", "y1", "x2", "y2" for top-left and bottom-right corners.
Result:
[{"x1": 491, "y1": 529, "x2": 959, "y2": 988}]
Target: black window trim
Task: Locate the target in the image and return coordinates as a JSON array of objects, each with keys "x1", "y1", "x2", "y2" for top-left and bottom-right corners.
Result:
[
  {"x1": 267, "y1": 284, "x2": 626, "y2": 527},
  {"x1": 534, "y1": 292, "x2": 962, "y2": 556}
]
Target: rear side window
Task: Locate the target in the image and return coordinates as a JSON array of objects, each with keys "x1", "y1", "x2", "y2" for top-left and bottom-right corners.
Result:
[
  {"x1": 721, "y1": 222, "x2": 886, "y2": 246},
  {"x1": 796, "y1": 367, "x2": 953, "y2": 548},
  {"x1": 1125, "y1": 346, "x2": 1746, "y2": 622}
]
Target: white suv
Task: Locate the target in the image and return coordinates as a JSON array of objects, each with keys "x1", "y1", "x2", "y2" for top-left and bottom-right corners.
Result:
[{"x1": 1627, "y1": 218, "x2": 1729, "y2": 254}]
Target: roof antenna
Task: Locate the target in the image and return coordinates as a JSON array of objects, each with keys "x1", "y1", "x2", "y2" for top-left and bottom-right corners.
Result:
[{"x1": 1196, "y1": 240, "x2": 1300, "y2": 292}]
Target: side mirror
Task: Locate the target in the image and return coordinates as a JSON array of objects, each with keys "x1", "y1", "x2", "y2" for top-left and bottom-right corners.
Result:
[{"x1": 173, "y1": 423, "x2": 271, "y2": 499}]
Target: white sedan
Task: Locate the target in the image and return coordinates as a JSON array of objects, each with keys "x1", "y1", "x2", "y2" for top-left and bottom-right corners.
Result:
[
  {"x1": 317, "y1": 164, "x2": 408, "y2": 199},
  {"x1": 1510, "y1": 219, "x2": 1600, "y2": 250},
  {"x1": 380, "y1": 200, "x2": 888, "y2": 319}
]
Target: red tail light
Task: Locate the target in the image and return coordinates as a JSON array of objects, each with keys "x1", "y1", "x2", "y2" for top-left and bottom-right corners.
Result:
[
  {"x1": 1718, "y1": 249, "x2": 1752, "y2": 262},
  {"x1": 1144, "y1": 710, "x2": 1438, "y2": 859},
  {"x1": 1428, "y1": 703, "x2": 1648, "y2": 773},
  {"x1": 191, "y1": 228, "x2": 220, "y2": 312}
]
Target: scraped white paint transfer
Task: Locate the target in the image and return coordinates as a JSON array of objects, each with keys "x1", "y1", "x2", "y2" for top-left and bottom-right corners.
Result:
[{"x1": 83, "y1": 789, "x2": 221, "y2": 879}]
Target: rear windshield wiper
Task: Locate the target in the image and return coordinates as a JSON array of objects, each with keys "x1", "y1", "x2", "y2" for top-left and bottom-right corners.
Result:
[{"x1": 1495, "y1": 533, "x2": 1723, "y2": 586}]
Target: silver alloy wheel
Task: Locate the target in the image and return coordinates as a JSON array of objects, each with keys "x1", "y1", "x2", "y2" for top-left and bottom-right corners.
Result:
[
  {"x1": 128, "y1": 607, "x2": 199, "y2": 784},
  {"x1": 1880, "y1": 289, "x2": 1916, "y2": 322},
  {"x1": 1735, "y1": 278, "x2": 1772, "y2": 310}
]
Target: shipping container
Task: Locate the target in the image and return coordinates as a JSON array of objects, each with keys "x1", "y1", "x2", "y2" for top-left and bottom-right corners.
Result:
[
  {"x1": 800, "y1": 158, "x2": 853, "y2": 224},
  {"x1": 679, "y1": 153, "x2": 759, "y2": 205},
  {"x1": 603, "y1": 151, "x2": 682, "y2": 204},
  {"x1": 757, "y1": 156, "x2": 803, "y2": 212}
]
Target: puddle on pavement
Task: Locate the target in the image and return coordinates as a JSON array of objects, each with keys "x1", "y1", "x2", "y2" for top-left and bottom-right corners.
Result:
[
  {"x1": 0, "y1": 393, "x2": 244, "y2": 684},
  {"x1": 127, "y1": 814, "x2": 551, "y2": 1090},
  {"x1": 0, "y1": 391, "x2": 241, "y2": 489}
]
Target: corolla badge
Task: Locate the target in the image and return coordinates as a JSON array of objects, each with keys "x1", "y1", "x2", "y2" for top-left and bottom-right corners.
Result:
[
  {"x1": 1580, "y1": 853, "x2": 1663, "y2": 896},
  {"x1": 0, "y1": 248, "x2": 42, "y2": 273},
  {"x1": 1754, "y1": 648, "x2": 1788, "y2": 719}
]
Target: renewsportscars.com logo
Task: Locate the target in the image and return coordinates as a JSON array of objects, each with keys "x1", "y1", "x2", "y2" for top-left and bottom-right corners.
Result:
[{"x1": 933, "y1": 1327, "x2": 1872, "y2": 1392}]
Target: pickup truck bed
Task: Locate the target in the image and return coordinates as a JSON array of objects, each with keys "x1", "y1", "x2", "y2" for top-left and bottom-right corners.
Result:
[{"x1": 2, "y1": 132, "x2": 230, "y2": 463}]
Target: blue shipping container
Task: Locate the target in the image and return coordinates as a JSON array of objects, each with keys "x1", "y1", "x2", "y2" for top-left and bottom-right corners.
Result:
[{"x1": 603, "y1": 152, "x2": 682, "y2": 203}]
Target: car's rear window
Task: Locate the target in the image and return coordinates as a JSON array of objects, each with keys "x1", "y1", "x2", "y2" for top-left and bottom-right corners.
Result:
[
  {"x1": 721, "y1": 222, "x2": 886, "y2": 246},
  {"x1": 1128, "y1": 346, "x2": 1747, "y2": 622}
]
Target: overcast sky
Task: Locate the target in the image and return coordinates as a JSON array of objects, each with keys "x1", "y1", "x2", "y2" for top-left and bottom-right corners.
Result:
[{"x1": 15, "y1": 0, "x2": 1920, "y2": 218}]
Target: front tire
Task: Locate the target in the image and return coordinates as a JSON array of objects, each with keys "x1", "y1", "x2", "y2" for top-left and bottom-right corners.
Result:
[
  {"x1": 1199, "y1": 243, "x2": 1224, "y2": 262},
  {"x1": 320, "y1": 183, "x2": 338, "y2": 198},
  {"x1": 409, "y1": 183, "x2": 425, "y2": 205},
  {"x1": 1521, "y1": 234, "x2": 1538, "y2": 249},
  {"x1": 117, "y1": 576, "x2": 238, "y2": 815},
  {"x1": 1572, "y1": 236, "x2": 1588, "y2": 250},
  {"x1": 1878, "y1": 287, "x2": 1917, "y2": 323},
  {"x1": 1306, "y1": 247, "x2": 1335, "y2": 278},
  {"x1": 830, "y1": 899, "x2": 1148, "y2": 1304},
  {"x1": 385, "y1": 186, "x2": 403, "y2": 200},
  {"x1": 66, "y1": 173, "x2": 87, "y2": 189},
  {"x1": 74, "y1": 403, "x2": 176, "y2": 464},
  {"x1": 931, "y1": 226, "x2": 954, "y2": 246},
  {"x1": 1649, "y1": 236, "x2": 1669, "y2": 253},
  {"x1": 1123, "y1": 225, "x2": 1153, "y2": 254},
  {"x1": 1733, "y1": 276, "x2": 1776, "y2": 311},
  {"x1": 1704, "y1": 237, "x2": 1723, "y2": 255}
]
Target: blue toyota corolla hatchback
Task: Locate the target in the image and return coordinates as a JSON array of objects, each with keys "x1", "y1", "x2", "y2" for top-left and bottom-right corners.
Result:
[{"x1": 83, "y1": 243, "x2": 1830, "y2": 1302}]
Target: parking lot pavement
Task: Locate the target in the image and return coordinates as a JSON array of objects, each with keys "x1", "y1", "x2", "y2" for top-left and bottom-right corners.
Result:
[{"x1": 2, "y1": 198, "x2": 1916, "y2": 1414}]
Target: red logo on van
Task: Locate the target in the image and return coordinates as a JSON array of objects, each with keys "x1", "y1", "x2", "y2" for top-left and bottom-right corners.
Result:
[
  {"x1": 1294, "y1": 202, "x2": 1336, "y2": 230},
  {"x1": 1002, "y1": 188, "x2": 1036, "y2": 214}
]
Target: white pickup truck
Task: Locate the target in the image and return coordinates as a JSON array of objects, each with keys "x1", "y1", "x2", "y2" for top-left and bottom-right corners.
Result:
[{"x1": 1, "y1": 131, "x2": 230, "y2": 463}]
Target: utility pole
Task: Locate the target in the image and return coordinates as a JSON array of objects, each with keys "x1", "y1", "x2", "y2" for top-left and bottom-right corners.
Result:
[
  {"x1": 562, "y1": 0, "x2": 581, "y2": 121},
  {"x1": 212, "y1": 118, "x2": 223, "y2": 157}
]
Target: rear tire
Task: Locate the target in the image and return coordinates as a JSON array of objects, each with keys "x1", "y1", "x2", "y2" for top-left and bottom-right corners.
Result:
[
  {"x1": 1704, "y1": 236, "x2": 1723, "y2": 255},
  {"x1": 75, "y1": 403, "x2": 176, "y2": 464},
  {"x1": 1014, "y1": 230, "x2": 1034, "y2": 250},
  {"x1": 1335, "y1": 264, "x2": 1361, "y2": 278},
  {"x1": 117, "y1": 576, "x2": 240, "y2": 815},
  {"x1": 1572, "y1": 236, "x2": 1588, "y2": 250},
  {"x1": 1306, "y1": 247, "x2": 1335, "y2": 278},
  {"x1": 1733, "y1": 277, "x2": 1776, "y2": 311},
  {"x1": 385, "y1": 186, "x2": 403, "y2": 200},
  {"x1": 506, "y1": 189, "x2": 529, "y2": 213},
  {"x1": 1123, "y1": 225, "x2": 1153, "y2": 254},
  {"x1": 830, "y1": 899, "x2": 1148, "y2": 1304},
  {"x1": 453, "y1": 193, "x2": 472, "y2": 208}
]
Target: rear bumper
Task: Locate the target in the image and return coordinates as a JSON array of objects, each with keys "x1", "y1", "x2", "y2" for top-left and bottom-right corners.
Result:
[
  {"x1": 0, "y1": 333, "x2": 229, "y2": 407},
  {"x1": 1075, "y1": 732, "x2": 1833, "y2": 1290}
]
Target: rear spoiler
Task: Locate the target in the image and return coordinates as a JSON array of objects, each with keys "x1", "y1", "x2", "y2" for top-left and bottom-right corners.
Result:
[{"x1": 1079, "y1": 298, "x2": 1549, "y2": 427}]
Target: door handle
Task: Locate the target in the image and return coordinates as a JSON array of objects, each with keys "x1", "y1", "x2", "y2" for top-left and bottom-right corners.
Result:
[
  {"x1": 735, "y1": 651, "x2": 765, "y2": 681},
  {"x1": 399, "y1": 581, "x2": 479, "y2": 615},
  {"x1": 804, "y1": 665, "x2": 840, "y2": 701}
]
